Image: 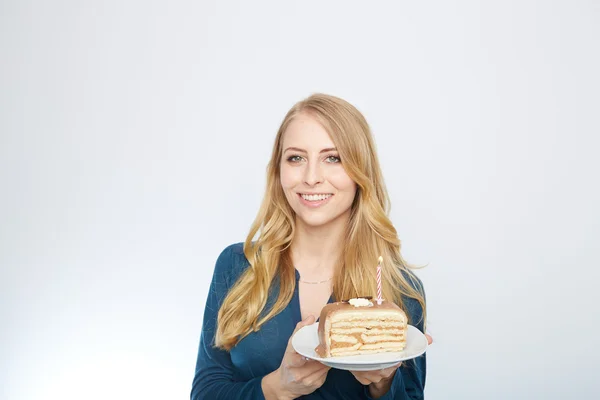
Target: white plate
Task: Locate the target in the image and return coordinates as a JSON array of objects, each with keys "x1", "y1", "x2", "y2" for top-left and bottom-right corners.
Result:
[{"x1": 291, "y1": 324, "x2": 428, "y2": 371}]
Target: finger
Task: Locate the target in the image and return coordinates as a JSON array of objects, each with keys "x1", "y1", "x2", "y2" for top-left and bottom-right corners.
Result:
[
  {"x1": 308, "y1": 361, "x2": 331, "y2": 373},
  {"x1": 291, "y1": 358, "x2": 329, "y2": 374},
  {"x1": 380, "y1": 363, "x2": 401, "y2": 378},
  {"x1": 293, "y1": 315, "x2": 316, "y2": 334},
  {"x1": 356, "y1": 371, "x2": 388, "y2": 385},
  {"x1": 287, "y1": 315, "x2": 316, "y2": 349},
  {"x1": 286, "y1": 315, "x2": 317, "y2": 357},
  {"x1": 287, "y1": 352, "x2": 309, "y2": 368},
  {"x1": 389, "y1": 362, "x2": 402, "y2": 370},
  {"x1": 301, "y1": 364, "x2": 331, "y2": 387},
  {"x1": 350, "y1": 364, "x2": 400, "y2": 385},
  {"x1": 351, "y1": 372, "x2": 371, "y2": 386},
  {"x1": 426, "y1": 333, "x2": 433, "y2": 345}
]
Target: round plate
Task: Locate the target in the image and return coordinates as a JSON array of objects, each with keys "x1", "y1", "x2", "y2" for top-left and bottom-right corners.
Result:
[{"x1": 291, "y1": 323, "x2": 428, "y2": 371}]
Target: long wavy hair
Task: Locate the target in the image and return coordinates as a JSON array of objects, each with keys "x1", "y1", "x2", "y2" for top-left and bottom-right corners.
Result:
[{"x1": 215, "y1": 93, "x2": 426, "y2": 350}]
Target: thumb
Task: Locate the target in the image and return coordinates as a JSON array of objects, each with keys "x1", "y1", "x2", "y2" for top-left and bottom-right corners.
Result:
[
  {"x1": 287, "y1": 315, "x2": 316, "y2": 352},
  {"x1": 293, "y1": 315, "x2": 316, "y2": 334}
]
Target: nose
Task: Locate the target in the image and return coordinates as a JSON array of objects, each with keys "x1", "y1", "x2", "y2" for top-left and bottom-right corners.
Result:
[{"x1": 303, "y1": 160, "x2": 323, "y2": 186}]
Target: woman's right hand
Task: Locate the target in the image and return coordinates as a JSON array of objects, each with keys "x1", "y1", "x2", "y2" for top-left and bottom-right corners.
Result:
[{"x1": 262, "y1": 315, "x2": 331, "y2": 400}]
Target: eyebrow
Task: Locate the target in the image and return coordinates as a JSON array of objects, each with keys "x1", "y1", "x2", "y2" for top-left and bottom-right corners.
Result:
[{"x1": 283, "y1": 147, "x2": 337, "y2": 154}]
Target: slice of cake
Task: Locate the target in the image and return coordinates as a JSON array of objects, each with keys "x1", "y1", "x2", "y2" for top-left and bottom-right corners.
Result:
[{"x1": 315, "y1": 297, "x2": 408, "y2": 358}]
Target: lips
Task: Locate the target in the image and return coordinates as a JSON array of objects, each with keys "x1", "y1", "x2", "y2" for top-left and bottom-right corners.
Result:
[{"x1": 298, "y1": 193, "x2": 333, "y2": 209}]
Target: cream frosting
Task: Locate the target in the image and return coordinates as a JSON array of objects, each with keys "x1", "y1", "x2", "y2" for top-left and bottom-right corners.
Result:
[{"x1": 348, "y1": 298, "x2": 373, "y2": 307}]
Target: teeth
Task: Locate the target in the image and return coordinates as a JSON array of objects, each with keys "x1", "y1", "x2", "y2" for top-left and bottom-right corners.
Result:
[{"x1": 301, "y1": 194, "x2": 332, "y2": 201}]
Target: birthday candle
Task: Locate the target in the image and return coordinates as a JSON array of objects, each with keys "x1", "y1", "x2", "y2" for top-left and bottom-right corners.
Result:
[{"x1": 377, "y1": 256, "x2": 383, "y2": 305}]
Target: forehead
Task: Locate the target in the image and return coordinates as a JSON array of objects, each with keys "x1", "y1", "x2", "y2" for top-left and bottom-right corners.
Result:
[{"x1": 282, "y1": 113, "x2": 335, "y2": 149}]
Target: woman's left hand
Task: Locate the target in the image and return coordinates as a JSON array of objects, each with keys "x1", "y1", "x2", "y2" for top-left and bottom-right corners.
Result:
[
  {"x1": 349, "y1": 333, "x2": 433, "y2": 398},
  {"x1": 349, "y1": 363, "x2": 401, "y2": 398}
]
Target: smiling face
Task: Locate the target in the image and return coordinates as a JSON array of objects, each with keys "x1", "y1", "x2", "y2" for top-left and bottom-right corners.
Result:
[{"x1": 280, "y1": 113, "x2": 358, "y2": 230}]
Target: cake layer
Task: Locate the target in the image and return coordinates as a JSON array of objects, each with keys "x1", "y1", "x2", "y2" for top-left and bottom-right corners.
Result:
[
  {"x1": 360, "y1": 342, "x2": 404, "y2": 349},
  {"x1": 331, "y1": 342, "x2": 406, "y2": 355},
  {"x1": 331, "y1": 342, "x2": 361, "y2": 352},
  {"x1": 331, "y1": 340, "x2": 406, "y2": 348},
  {"x1": 360, "y1": 334, "x2": 405, "y2": 343},
  {"x1": 331, "y1": 327, "x2": 404, "y2": 335},
  {"x1": 331, "y1": 334, "x2": 359, "y2": 344},
  {"x1": 331, "y1": 345, "x2": 406, "y2": 357},
  {"x1": 330, "y1": 332, "x2": 405, "y2": 343},
  {"x1": 329, "y1": 339, "x2": 405, "y2": 348},
  {"x1": 330, "y1": 335, "x2": 405, "y2": 348}
]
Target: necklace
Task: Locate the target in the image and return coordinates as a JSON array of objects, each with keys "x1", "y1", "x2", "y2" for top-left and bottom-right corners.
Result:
[{"x1": 299, "y1": 277, "x2": 333, "y2": 285}]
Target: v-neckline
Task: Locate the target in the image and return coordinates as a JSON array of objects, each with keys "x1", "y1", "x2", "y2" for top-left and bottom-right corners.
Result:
[{"x1": 292, "y1": 269, "x2": 334, "y2": 323}]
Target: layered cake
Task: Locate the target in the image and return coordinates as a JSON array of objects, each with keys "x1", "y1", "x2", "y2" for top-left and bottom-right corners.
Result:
[{"x1": 315, "y1": 297, "x2": 408, "y2": 357}]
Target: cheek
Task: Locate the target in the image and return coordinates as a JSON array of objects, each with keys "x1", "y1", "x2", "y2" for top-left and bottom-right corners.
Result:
[
  {"x1": 279, "y1": 165, "x2": 299, "y2": 190},
  {"x1": 329, "y1": 170, "x2": 357, "y2": 194}
]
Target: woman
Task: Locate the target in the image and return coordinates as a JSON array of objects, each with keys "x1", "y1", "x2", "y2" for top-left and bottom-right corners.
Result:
[{"x1": 191, "y1": 93, "x2": 429, "y2": 399}]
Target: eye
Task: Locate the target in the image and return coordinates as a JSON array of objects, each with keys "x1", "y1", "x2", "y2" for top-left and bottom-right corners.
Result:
[
  {"x1": 287, "y1": 155, "x2": 304, "y2": 163},
  {"x1": 325, "y1": 155, "x2": 341, "y2": 163}
]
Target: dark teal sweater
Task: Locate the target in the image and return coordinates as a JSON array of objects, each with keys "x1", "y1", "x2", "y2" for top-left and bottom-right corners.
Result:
[{"x1": 191, "y1": 243, "x2": 426, "y2": 399}]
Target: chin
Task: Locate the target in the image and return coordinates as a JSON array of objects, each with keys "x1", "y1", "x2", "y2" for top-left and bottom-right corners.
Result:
[
  {"x1": 296, "y1": 211, "x2": 348, "y2": 229},
  {"x1": 293, "y1": 212, "x2": 326, "y2": 227},
  {"x1": 297, "y1": 217, "x2": 329, "y2": 228}
]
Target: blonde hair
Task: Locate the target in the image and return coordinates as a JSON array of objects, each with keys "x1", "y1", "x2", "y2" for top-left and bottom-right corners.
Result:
[{"x1": 215, "y1": 93, "x2": 426, "y2": 350}]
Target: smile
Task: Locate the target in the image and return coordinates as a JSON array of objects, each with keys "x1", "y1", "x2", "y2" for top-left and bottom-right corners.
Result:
[{"x1": 300, "y1": 193, "x2": 333, "y2": 201}]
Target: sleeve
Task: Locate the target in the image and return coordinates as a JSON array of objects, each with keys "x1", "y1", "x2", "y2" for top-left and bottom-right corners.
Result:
[
  {"x1": 365, "y1": 277, "x2": 427, "y2": 400},
  {"x1": 190, "y1": 245, "x2": 267, "y2": 400}
]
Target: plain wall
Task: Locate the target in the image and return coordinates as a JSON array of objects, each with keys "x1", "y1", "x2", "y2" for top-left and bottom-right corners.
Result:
[{"x1": 2, "y1": 1, "x2": 599, "y2": 399}]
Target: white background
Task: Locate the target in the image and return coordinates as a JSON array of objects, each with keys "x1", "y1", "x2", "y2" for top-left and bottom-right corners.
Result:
[{"x1": 2, "y1": 1, "x2": 599, "y2": 399}]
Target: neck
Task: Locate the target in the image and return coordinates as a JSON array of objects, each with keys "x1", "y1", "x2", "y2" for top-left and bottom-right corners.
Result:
[{"x1": 291, "y1": 211, "x2": 350, "y2": 280}]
